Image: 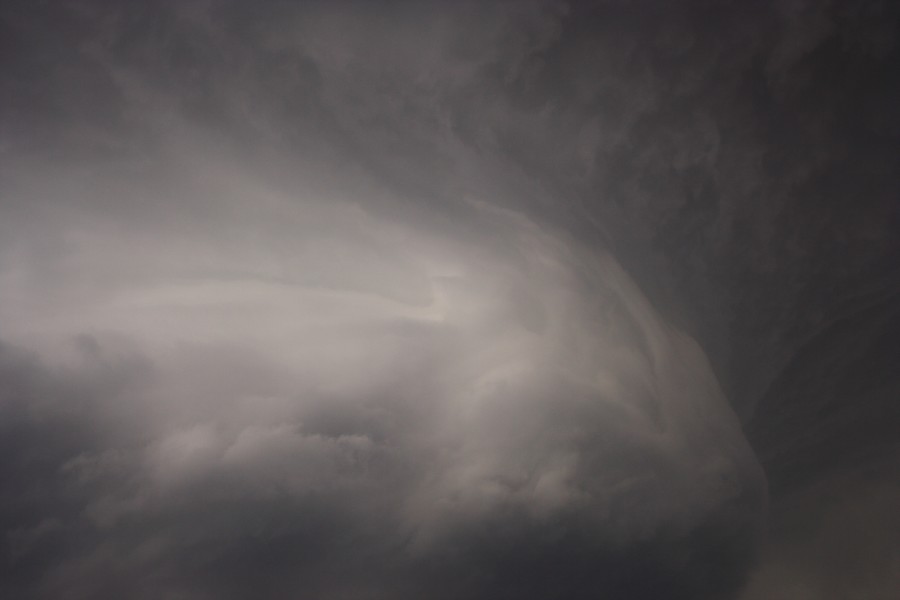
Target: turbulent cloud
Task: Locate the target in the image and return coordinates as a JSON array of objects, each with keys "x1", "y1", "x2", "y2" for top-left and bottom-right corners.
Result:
[
  {"x1": 1, "y1": 1, "x2": 897, "y2": 599},
  {"x1": 0, "y1": 156, "x2": 767, "y2": 597}
]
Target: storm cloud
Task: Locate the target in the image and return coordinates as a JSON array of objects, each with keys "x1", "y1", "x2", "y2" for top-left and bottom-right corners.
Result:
[{"x1": 1, "y1": 1, "x2": 897, "y2": 599}]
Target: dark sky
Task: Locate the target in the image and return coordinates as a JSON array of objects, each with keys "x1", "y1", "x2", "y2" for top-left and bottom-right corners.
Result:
[{"x1": 1, "y1": 1, "x2": 898, "y2": 599}]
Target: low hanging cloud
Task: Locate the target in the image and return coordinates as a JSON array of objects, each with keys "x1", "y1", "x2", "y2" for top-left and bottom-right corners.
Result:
[
  {"x1": 0, "y1": 144, "x2": 766, "y2": 598},
  {"x1": 17, "y1": 0, "x2": 900, "y2": 598}
]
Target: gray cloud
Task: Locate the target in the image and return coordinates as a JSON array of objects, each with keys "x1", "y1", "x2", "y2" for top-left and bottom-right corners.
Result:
[
  {"x1": 0, "y1": 187, "x2": 767, "y2": 597},
  {"x1": 1, "y1": 1, "x2": 898, "y2": 598}
]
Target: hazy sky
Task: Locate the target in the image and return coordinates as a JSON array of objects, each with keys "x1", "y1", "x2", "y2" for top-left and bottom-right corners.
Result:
[{"x1": 1, "y1": 2, "x2": 898, "y2": 599}]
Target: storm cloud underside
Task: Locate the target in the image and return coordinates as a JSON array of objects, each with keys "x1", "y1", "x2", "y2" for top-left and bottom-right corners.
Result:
[{"x1": 1, "y1": 1, "x2": 898, "y2": 599}]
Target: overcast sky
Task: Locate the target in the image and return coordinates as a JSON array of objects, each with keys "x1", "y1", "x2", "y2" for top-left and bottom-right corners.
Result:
[{"x1": 1, "y1": 1, "x2": 898, "y2": 599}]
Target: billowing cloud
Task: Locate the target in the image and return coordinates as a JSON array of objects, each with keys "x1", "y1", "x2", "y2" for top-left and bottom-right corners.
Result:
[
  {"x1": 2, "y1": 1, "x2": 897, "y2": 599},
  {"x1": 0, "y1": 160, "x2": 766, "y2": 597}
]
